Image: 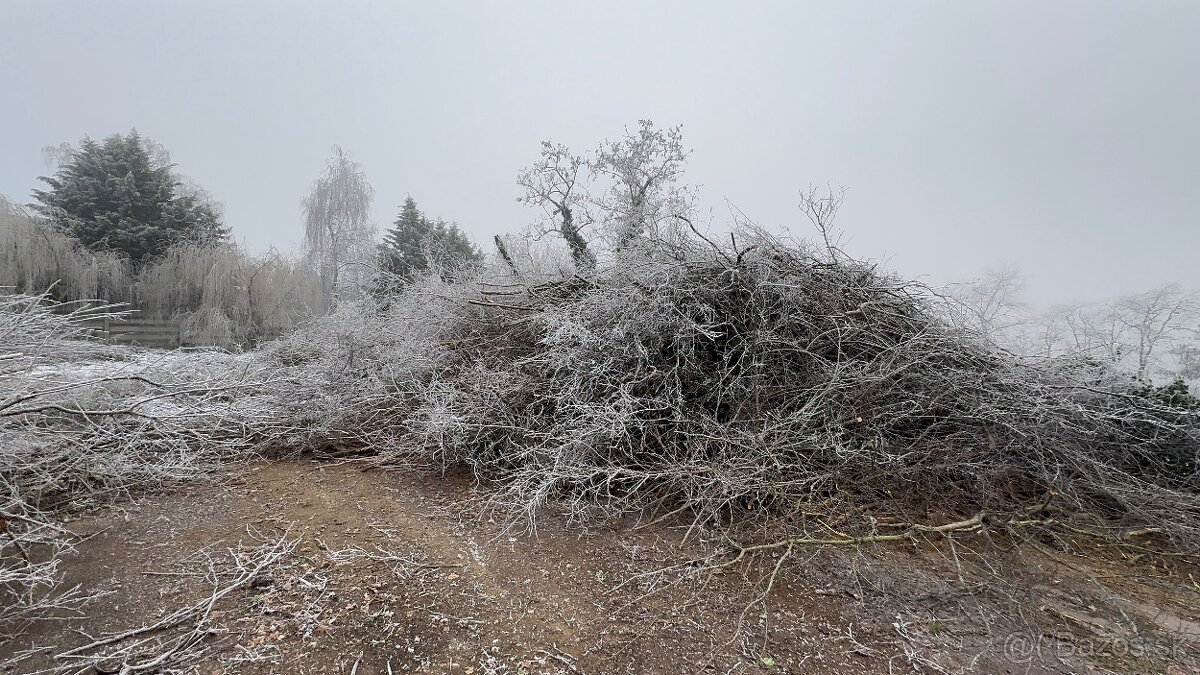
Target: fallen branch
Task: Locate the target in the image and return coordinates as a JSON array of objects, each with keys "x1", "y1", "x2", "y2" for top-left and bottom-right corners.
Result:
[{"x1": 53, "y1": 530, "x2": 298, "y2": 672}]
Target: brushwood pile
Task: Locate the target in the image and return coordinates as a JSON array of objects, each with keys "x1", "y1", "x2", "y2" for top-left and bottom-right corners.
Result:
[{"x1": 266, "y1": 229, "x2": 1200, "y2": 543}]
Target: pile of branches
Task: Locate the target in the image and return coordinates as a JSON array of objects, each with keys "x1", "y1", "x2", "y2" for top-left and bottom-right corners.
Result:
[
  {"x1": 273, "y1": 229, "x2": 1200, "y2": 547},
  {"x1": 0, "y1": 292, "x2": 290, "y2": 633}
]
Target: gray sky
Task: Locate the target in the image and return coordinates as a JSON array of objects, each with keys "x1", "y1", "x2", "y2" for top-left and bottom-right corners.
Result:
[{"x1": 2, "y1": 1, "x2": 1197, "y2": 303}]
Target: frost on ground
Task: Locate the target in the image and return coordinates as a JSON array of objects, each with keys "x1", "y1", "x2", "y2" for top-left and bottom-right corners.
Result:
[{"x1": 0, "y1": 293, "x2": 291, "y2": 633}]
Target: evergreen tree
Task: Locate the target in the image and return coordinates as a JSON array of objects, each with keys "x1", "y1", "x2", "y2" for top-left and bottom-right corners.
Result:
[
  {"x1": 378, "y1": 196, "x2": 481, "y2": 285},
  {"x1": 30, "y1": 131, "x2": 228, "y2": 264},
  {"x1": 380, "y1": 196, "x2": 433, "y2": 278},
  {"x1": 428, "y1": 217, "x2": 482, "y2": 270}
]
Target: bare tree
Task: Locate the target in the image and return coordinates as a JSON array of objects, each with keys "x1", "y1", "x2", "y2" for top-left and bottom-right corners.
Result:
[
  {"x1": 1170, "y1": 342, "x2": 1200, "y2": 381},
  {"x1": 1055, "y1": 302, "x2": 1096, "y2": 355},
  {"x1": 516, "y1": 122, "x2": 694, "y2": 266},
  {"x1": 40, "y1": 142, "x2": 74, "y2": 169},
  {"x1": 1025, "y1": 305, "x2": 1072, "y2": 358},
  {"x1": 1020, "y1": 302, "x2": 1124, "y2": 361},
  {"x1": 1110, "y1": 284, "x2": 1199, "y2": 380},
  {"x1": 946, "y1": 265, "x2": 1028, "y2": 343},
  {"x1": 1035, "y1": 286, "x2": 1199, "y2": 380},
  {"x1": 516, "y1": 142, "x2": 593, "y2": 268},
  {"x1": 590, "y1": 120, "x2": 690, "y2": 250},
  {"x1": 302, "y1": 146, "x2": 376, "y2": 307},
  {"x1": 799, "y1": 185, "x2": 847, "y2": 261}
]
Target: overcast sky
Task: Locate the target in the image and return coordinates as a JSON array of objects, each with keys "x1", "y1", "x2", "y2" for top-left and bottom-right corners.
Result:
[{"x1": 2, "y1": 1, "x2": 1197, "y2": 303}]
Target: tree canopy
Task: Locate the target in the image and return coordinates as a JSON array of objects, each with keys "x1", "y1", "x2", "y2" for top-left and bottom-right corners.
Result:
[
  {"x1": 516, "y1": 120, "x2": 691, "y2": 266},
  {"x1": 30, "y1": 131, "x2": 228, "y2": 263},
  {"x1": 378, "y1": 196, "x2": 481, "y2": 282},
  {"x1": 302, "y1": 146, "x2": 377, "y2": 307}
]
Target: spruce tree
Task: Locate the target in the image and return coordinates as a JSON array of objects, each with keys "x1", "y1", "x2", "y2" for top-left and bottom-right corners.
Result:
[
  {"x1": 31, "y1": 131, "x2": 228, "y2": 264},
  {"x1": 380, "y1": 196, "x2": 433, "y2": 278},
  {"x1": 378, "y1": 196, "x2": 481, "y2": 285}
]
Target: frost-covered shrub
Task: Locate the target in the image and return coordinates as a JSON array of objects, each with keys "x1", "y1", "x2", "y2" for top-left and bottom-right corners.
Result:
[{"x1": 135, "y1": 241, "x2": 324, "y2": 347}]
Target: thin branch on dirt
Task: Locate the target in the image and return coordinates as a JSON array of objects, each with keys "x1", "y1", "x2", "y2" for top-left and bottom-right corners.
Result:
[
  {"x1": 1, "y1": 291, "x2": 299, "y2": 630},
  {"x1": 51, "y1": 530, "x2": 297, "y2": 674},
  {"x1": 318, "y1": 540, "x2": 462, "y2": 578}
]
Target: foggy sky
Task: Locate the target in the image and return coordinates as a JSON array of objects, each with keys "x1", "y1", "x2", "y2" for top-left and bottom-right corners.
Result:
[{"x1": 2, "y1": 1, "x2": 1197, "y2": 303}]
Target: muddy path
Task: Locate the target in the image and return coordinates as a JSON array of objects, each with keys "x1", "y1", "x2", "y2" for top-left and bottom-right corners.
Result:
[{"x1": 4, "y1": 461, "x2": 1197, "y2": 674}]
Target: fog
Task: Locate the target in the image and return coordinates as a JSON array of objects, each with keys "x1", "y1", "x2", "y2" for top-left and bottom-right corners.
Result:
[
  {"x1": 6, "y1": 6, "x2": 1200, "y2": 669},
  {"x1": 2, "y1": 1, "x2": 1197, "y2": 303}
]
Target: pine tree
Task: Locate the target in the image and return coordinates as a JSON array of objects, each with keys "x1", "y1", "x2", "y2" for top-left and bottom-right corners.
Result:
[
  {"x1": 378, "y1": 196, "x2": 481, "y2": 286},
  {"x1": 379, "y1": 196, "x2": 433, "y2": 278},
  {"x1": 428, "y1": 218, "x2": 482, "y2": 269},
  {"x1": 31, "y1": 131, "x2": 229, "y2": 264}
]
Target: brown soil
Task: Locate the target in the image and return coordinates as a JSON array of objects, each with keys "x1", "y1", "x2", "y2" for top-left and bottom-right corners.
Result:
[{"x1": 4, "y1": 460, "x2": 1198, "y2": 674}]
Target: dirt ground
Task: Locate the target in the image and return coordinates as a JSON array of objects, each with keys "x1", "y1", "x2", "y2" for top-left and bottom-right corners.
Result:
[{"x1": 4, "y1": 460, "x2": 1199, "y2": 674}]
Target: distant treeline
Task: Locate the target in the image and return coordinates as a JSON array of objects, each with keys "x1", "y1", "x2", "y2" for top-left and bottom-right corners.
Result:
[
  {"x1": 1, "y1": 197, "x2": 324, "y2": 346},
  {"x1": 1, "y1": 131, "x2": 485, "y2": 347}
]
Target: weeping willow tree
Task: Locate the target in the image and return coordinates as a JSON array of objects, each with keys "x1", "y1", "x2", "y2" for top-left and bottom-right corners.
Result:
[
  {"x1": 0, "y1": 195, "x2": 132, "y2": 302},
  {"x1": 3, "y1": 195, "x2": 324, "y2": 347},
  {"x1": 134, "y1": 241, "x2": 324, "y2": 346},
  {"x1": 301, "y1": 147, "x2": 377, "y2": 308}
]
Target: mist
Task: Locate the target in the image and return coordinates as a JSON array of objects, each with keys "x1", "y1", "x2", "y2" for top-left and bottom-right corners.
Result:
[
  {"x1": 2, "y1": 1, "x2": 1197, "y2": 305},
  {"x1": 8, "y1": 4, "x2": 1200, "y2": 672}
]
